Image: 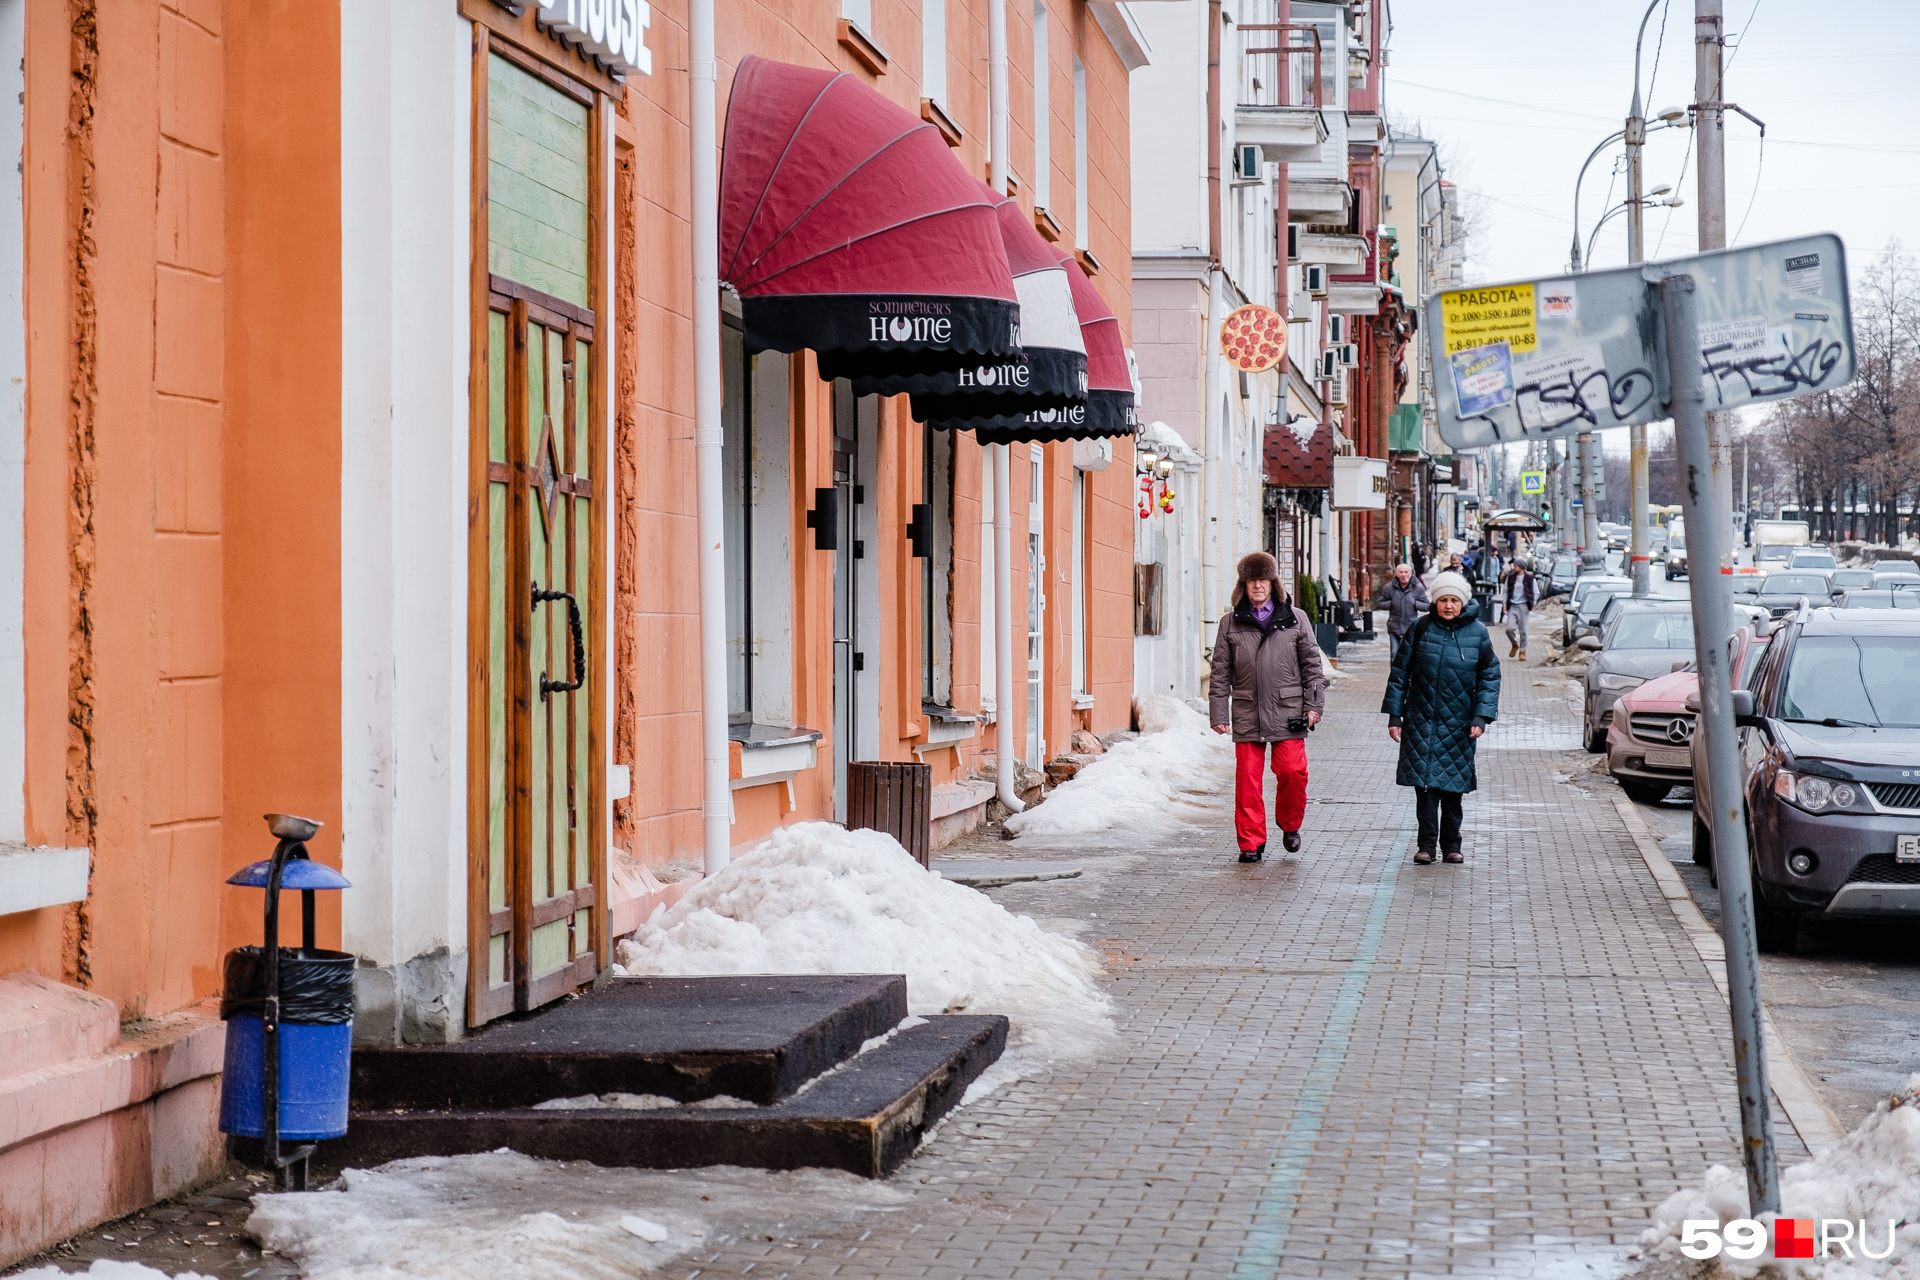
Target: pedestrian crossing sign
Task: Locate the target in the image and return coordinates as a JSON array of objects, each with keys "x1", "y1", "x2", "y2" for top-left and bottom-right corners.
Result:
[{"x1": 1520, "y1": 470, "x2": 1545, "y2": 495}]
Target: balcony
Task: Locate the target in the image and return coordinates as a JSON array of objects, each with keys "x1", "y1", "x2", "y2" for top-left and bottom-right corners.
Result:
[
  {"x1": 1295, "y1": 231, "x2": 1367, "y2": 268},
  {"x1": 1287, "y1": 178, "x2": 1351, "y2": 225},
  {"x1": 1327, "y1": 281, "x2": 1384, "y2": 315},
  {"x1": 1233, "y1": 104, "x2": 1327, "y2": 164}
]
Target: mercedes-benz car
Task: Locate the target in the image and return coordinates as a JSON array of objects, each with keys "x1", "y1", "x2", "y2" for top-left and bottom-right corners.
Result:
[
  {"x1": 1691, "y1": 606, "x2": 1920, "y2": 952},
  {"x1": 1607, "y1": 625, "x2": 1770, "y2": 803},
  {"x1": 1752, "y1": 571, "x2": 1833, "y2": 618}
]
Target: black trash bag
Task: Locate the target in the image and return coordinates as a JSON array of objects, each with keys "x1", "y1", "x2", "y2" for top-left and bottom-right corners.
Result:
[{"x1": 220, "y1": 947, "x2": 356, "y2": 1025}]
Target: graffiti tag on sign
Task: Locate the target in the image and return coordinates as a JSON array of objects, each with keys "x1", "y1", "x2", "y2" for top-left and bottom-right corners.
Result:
[{"x1": 1439, "y1": 284, "x2": 1537, "y2": 356}]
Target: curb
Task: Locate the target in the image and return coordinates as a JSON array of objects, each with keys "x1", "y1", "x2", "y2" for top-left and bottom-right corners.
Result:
[{"x1": 1609, "y1": 791, "x2": 1848, "y2": 1154}]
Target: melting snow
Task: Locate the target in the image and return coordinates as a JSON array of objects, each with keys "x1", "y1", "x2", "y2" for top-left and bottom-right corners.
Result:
[{"x1": 1005, "y1": 694, "x2": 1233, "y2": 840}]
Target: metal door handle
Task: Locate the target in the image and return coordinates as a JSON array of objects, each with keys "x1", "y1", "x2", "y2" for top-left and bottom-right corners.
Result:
[{"x1": 532, "y1": 584, "x2": 585, "y2": 699}]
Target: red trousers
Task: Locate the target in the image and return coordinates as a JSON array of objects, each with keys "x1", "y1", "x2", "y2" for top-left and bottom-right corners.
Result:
[{"x1": 1235, "y1": 739, "x2": 1308, "y2": 851}]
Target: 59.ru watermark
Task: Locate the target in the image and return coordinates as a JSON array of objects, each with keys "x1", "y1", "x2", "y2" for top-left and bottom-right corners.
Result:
[{"x1": 1680, "y1": 1218, "x2": 1897, "y2": 1260}]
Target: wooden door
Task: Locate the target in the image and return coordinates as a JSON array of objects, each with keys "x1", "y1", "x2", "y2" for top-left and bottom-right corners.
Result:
[{"x1": 469, "y1": 45, "x2": 605, "y2": 1026}]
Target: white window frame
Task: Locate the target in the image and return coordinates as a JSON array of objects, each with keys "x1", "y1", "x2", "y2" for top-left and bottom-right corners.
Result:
[
  {"x1": 1032, "y1": 1, "x2": 1050, "y2": 209},
  {"x1": 922, "y1": 0, "x2": 948, "y2": 113},
  {"x1": 1072, "y1": 55, "x2": 1088, "y2": 249}
]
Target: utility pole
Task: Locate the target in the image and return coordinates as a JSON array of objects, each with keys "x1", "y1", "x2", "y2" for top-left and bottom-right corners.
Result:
[
  {"x1": 1695, "y1": 0, "x2": 1734, "y2": 529},
  {"x1": 1578, "y1": 432, "x2": 1600, "y2": 569},
  {"x1": 1624, "y1": 0, "x2": 1659, "y2": 595}
]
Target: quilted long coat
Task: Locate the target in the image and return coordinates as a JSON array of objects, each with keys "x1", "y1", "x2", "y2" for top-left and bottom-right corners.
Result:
[{"x1": 1380, "y1": 599, "x2": 1502, "y2": 793}]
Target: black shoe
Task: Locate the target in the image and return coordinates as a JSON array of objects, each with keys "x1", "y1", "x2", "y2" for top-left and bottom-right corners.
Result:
[
  {"x1": 1282, "y1": 831, "x2": 1301, "y2": 853},
  {"x1": 1239, "y1": 842, "x2": 1265, "y2": 863},
  {"x1": 1414, "y1": 846, "x2": 1437, "y2": 864},
  {"x1": 1442, "y1": 849, "x2": 1465, "y2": 864}
]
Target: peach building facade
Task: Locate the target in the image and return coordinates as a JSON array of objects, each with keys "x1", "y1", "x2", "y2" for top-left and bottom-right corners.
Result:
[{"x1": 0, "y1": 0, "x2": 1145, "y2": 1261}]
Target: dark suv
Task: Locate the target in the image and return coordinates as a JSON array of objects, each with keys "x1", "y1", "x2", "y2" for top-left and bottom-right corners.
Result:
[{"x1": 1692, "y1": 606, "x2": 1920, "y2": 951}]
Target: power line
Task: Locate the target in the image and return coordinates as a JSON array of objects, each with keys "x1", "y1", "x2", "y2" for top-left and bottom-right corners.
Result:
[
  {"x1": 1732, "y1": 132, "x2": 1766, "y2": 245},
  {"x1": 1645, "y1": 0, "x2": 1673, "y2": 109},
  {"x1": 1723, "y1": 0, "x2": 1763, "y2": 72}
]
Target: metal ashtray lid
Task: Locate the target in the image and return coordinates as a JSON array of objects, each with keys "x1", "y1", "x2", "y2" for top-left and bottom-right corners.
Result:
[{"x1": 226, "y1": 859, "x2": 351, "y2": 890}]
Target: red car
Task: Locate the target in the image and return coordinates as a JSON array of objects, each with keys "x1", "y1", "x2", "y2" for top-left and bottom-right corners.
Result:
[{"x1": 1606, "y1": 626, "x2": 1770, "y2": 804}]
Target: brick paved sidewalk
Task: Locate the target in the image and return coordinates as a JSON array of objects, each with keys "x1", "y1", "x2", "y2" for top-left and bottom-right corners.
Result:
[{"x1": 667, "y1": 639, "x2": 1799, "y2": 1279}]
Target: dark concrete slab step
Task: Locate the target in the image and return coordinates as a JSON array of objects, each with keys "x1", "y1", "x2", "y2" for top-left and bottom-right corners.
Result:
[
  {"x1": 352, "y1": 975, "x2": 907, "y2": 1109},
  {"x1": 337, "y1": 1014, "x2": 1007, "y2": 1178}
]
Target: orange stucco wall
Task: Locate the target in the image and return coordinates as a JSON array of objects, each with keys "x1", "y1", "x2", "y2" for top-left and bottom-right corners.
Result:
[
  {"x1": 0, "y1": 0, "x2": 341, "y2": 1024},
  {"x1": 615, "y1": 0, "x2": 1136, "y2": 866}
]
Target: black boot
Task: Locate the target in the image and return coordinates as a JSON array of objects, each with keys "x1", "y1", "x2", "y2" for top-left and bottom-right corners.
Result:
[
  {"x1": 1282, "y1": 831, "x2": 1301, "y2": 853},
  {"x1": 1239, "y1": 842, "x2": 1265, "y2": 863}
]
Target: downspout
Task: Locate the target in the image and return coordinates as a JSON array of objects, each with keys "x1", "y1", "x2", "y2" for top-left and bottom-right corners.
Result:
[
  {"x1": 989, "y1": 0, "x2": 1023, "y2": 812},
  {"x1": 691, "y1": 0, "x2": 730, "y2": 871},
  {"x1": 1200, "y1": 0, "x2": 1223, "y2": 633}
]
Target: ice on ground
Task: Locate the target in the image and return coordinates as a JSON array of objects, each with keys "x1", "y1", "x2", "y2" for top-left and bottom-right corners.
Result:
[
  {"x1": 247, "y1": 1150, "x2": 909, "y2": 1280},
  {"x1": 1005, "y1": 693, "x2": 1232, "y2": 841},
  {"x1": 1641, "y1": 1075, "x2": 1920, "y2": 1275},
  {"x1": 532, "y1": 1092, "x2": 756, "y2": 1111},
  {"x1": 615, "y1": 822, "x2": 1113, "y2": 1076},
  {"x1": 13, "y1": 1265, "x2": 215, "y2": 1280}
]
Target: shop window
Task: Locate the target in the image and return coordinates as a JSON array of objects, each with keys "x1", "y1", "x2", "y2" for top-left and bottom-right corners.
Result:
[
  {"x1": 1031, "y1": 2, "x2": 1050, "y2": 209},
  {"x1": 922, "y1": 0, "x2": 948, "y2": 111},
  {"x1": 922, "y1": 425, "x2": 954, "y2": 707},
  {"x1": 1072, "y1": 56, "x2": 1088, "y2": 249},
  {"x1": 723, "y1": 320, "x2": 795, "y2": 730}
]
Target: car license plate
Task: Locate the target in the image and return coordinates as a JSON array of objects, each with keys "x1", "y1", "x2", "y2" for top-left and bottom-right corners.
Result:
[
  {"x1": 1645, "y1": 748, "x2": 1690, "y2": 768},
  {"x1": 1900, "y1": 835, "x2": 1920, "y2": 864}
]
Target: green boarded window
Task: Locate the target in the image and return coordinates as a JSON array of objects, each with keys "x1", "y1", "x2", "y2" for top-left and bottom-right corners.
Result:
[{"x1": 489, "y1": 54, "x2": 590, "y2": 308}]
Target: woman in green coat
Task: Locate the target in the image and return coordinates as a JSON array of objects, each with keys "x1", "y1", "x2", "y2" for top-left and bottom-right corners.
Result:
[{"x1": 1381, "y1": 571, "x2": 1501, "y2": 864}]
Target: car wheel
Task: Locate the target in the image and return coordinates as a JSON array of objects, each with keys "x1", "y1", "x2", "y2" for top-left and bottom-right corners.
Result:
[
  {"x1": 1621, "y1": 780, "x2": 1671, "y2": 804},
  {"x1": 1585, "y1": 723, "x2": 1607, "y2": 753},
  {"x1": 1691, "y1": 815, "x2": 1712, "y2": 867}
]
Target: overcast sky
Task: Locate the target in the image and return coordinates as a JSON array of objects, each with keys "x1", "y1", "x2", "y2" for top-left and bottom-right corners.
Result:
[{"x1": 1383, "y1": 0, "x2": 1919, "y2": 288}]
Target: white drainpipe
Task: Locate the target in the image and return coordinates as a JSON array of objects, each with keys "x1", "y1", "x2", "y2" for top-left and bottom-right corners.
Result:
[
  {"x1": 691, "y1": 0, "x2": 730, "y2": 872},
  {"x1": 988, "y1": 0, "x2": 1023, "y2": 812}
]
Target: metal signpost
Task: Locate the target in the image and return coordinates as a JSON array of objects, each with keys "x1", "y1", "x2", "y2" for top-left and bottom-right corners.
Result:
[{"x1": 1428, "y1": 234, "x2": 1858, "y2": 1216}]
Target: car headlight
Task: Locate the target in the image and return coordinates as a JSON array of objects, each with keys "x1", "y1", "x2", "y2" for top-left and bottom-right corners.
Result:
[
  {"x1": 1774, "y1": 770, "x2": 1868, "y2": 813},
  {"x1": 1612, "y1": 703, "x2": 1629, "y2": 731},
  {"x1": 1596, "y1": 672, "x2": 1645, "y2": 691}
]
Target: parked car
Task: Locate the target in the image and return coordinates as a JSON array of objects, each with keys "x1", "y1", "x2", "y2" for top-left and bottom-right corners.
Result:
[
  {"x1": 1870, "y1": 570, "x2": 1920, "y2": 593},
  {"x1": 1608, "y1": 625, "x2": 1771, "y2": 802},
  {"x1": 1788, "y1": 548, "x2": 1837, "y2": 573},
  {"x1": 1752, "y1": 571, "x2": 1834, "y2": 617},
  {"x1": 1563, "y1": 575, "x2": 1631, "y2": 646},
  {"x1": 1663, "y1": 532, "x2": 1688, "y2": 580},
  {"x1": 1580, "y1": 600, "x2": 1693, "y2": 752},
  {"x1": 1692, "y1": 606, "x2": 1920, "y2": 952},
  {"x1": 1870, "y1": 558, "x2": 1920, "y2": 576},
  {"x1": 1839, "y1": 590, "x2": 1920, "y2": 610},
  {"x1": 1828, "y1": 568, "x2": 1876, "y2": 599},
  {"x1": 1545, "y1": 555, "x2": 1581, "y2": 599}
]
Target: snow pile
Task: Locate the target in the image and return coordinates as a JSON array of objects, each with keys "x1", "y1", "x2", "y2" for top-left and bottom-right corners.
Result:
[
  {"x1": 1641, "y1": 1077, "x2": 1920, "y2": 1275},
  {"x1": 13, "y1": 1265, "x2": 215, "y2": 1280},
  {"x1": 1004, "y1": 693, "x2": 1232, "y2": 840},
  {"x1": 247, "y1": 1150, "x2": 908, "y2": 1280},
  {"x1": 615, "y1": 822, "x2": 1112, "y2": 1073}
]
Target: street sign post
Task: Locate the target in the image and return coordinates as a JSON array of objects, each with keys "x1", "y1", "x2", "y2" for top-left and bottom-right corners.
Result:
[
  {"x1": 1427, "y1": 235, "x2": 1859, "y2": 1219},
  {"x1": 1427, "y1": 234, "x2": 1853, "y2": 450}
]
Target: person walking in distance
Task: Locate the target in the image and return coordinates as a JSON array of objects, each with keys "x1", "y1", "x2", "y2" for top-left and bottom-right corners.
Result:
[
  {"x1": 1376, "y1": 562, "x2": 1430, "y2": 666},
  {"x1": 1209, "y1": 552, "x2": 1327, "y2": 863},
  {"x1": 1499, "y1": 560, "x2": 1537, "y2": 660},
  {"x1": 1382, "y1": 571, "x2": 1501, "y2": 865}
]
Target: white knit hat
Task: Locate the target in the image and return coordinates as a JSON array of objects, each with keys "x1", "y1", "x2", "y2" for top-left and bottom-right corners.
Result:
[{"x1": 1429, "y1": 571, "x2": 1471, "y2": 604}]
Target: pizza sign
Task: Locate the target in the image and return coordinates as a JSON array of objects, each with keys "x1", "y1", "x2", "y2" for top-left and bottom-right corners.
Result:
[{"x1": 1220, "y1": 304, "x2": 1287, "y2": 373}]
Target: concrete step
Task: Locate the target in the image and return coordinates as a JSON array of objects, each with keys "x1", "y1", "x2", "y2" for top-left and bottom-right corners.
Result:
[
  {"x1": 336, "y1": 1014, "x2": 1006, "y2": 1178},
  {"x1": 351, "y1": 974, "x2": 906, "y2": 1110}
]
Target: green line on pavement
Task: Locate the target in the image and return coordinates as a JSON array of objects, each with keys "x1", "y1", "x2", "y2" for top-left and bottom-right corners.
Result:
[{"x1": 1232, "y1": 818, "x2": 1415, "y2": 1277}]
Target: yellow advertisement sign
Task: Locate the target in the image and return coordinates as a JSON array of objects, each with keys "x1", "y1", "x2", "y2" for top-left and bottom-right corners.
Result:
[{"x1": 1439, "y1": 284, "x2": 1537, "y2": 356}]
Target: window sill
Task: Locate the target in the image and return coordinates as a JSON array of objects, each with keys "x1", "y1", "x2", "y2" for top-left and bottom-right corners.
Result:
[
  {"x1": 0, "y1": 844, "x2": 91, "y2": 917},
  {"x1": 1033, "y1": 206, "x2": 1063, "y2": 243},
  {"x1": 921, "y1": 702, "x2": 978, "y2": 725},
  {"x1": 728, "y1": 722, "x2": 823, "y2": 751},
  {"x1": 919, "y1": 98, "x2": 964, "y2": 148},
  {"x1": 837, "y1": 19, "x2": 890, "y2": 75},
  {"x1": 1072, "y1": 693, "x2": 1095, "y2": 710}
]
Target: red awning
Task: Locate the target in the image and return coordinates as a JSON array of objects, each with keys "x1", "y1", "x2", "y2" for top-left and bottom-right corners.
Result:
[
  {"x1": 839, "y1": 183, "x2": 1088, "y2": 416},
  {"x1": 720, "y1": 57, "x2": 1020, "y2": 379},
  {"x1": 964, "y1": 255, "x2": 1137, "y2": 444}
]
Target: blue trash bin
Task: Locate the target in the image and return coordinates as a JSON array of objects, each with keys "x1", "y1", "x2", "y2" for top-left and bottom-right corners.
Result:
[
  {"x1": 218, "y1": 943, "x2": 356, "y2": 1142},
  {"x1": 220, "y1": 1014, "x2": 352, "y2": 1140}
]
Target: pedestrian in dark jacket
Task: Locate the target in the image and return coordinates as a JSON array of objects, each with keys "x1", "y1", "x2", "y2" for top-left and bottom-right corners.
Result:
[
  {"x1": 1381, "y1": 571, "x2": 1501, "y2": 864},
  {"x1": 1209, "y1": 551, "x2": 1327, "y2": 863},
  {"x1": 1375, "y1": 563, "x2": 1430, "y2": 666},
  {"x1": 1499, "y1": 563, "x2": 1537, "y2": 659}
]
